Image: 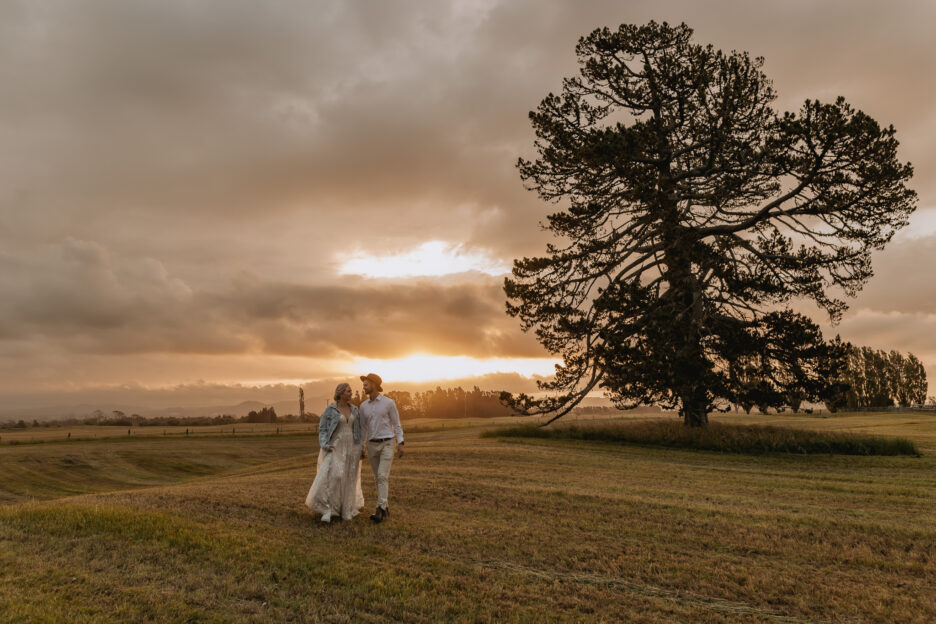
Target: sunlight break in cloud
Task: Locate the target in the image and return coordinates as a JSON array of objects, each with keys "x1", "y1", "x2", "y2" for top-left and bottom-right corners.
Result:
[
  {"x1": 347, "y1": 353, "x2": 557, "y2": 383},
  {"x1": 338, "y1": 241, "x2": 511, "y2": 278},
  {"x1": 896, "y1": 207, "x2": 936, "y2": 239}
]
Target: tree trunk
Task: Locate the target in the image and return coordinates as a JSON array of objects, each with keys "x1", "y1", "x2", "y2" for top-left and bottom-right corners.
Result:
[
  {"x1": 659, "y1": 159, "x2": 710, "y2": 428},
  {"x1": 668, "y1": 268, "x2": 709, "y2": 427},
  {"x1": 681, "y1": 402, "x2": 709, "y2": 427}
]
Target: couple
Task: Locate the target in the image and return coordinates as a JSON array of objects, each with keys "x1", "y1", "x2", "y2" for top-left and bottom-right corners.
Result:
[{"x1": 304, "y1": 373, "x2": 404, "y2": 524}]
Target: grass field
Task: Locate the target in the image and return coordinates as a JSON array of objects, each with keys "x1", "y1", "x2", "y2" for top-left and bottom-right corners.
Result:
[{"x1": 1, "y1": 413, "x2": 935, "y2": 622}]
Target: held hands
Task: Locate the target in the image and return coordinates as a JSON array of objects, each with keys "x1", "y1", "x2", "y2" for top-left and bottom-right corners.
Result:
[{"x1": 326, "y1": 445, "x2": 335, "y2": 453}]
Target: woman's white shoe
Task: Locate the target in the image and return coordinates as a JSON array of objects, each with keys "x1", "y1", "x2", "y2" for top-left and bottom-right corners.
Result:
[{"x1": 320, "y1": 510, "x2": 332, "y2": 523}]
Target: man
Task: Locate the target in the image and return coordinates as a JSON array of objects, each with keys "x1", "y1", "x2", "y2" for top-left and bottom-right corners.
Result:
[{"x1": 359, "y1": 373, "x2": 404, "y2": 523}]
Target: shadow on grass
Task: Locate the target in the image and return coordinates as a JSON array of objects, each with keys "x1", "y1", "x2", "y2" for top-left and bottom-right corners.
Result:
[{"x1": 483, "y1": 419, "x2": 921, "y2": 456}]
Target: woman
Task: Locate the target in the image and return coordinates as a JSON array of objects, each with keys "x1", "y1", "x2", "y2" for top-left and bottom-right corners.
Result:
[{"x1": 305, "y1": 383, "x2": 365, "y2": 522}]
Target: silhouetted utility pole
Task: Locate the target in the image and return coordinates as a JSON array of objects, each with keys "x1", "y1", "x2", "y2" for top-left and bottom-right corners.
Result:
[{"x1": 299, "y1": 387, "x2": 305, "y2": 421}]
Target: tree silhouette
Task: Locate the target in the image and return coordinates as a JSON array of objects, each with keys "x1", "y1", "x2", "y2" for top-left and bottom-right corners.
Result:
[
  {"x1": 903, "y1": 353, "x2": 928, "y2": 406},
  {"x1": 245, "y1": 407, "x2": 278, "y2": 423},
  {"x1": 826, "y1": 346, "x2": 928, "y2": 410},
  {"x1": 504, "y1": 22, "x2": 915, "y2": 426}
]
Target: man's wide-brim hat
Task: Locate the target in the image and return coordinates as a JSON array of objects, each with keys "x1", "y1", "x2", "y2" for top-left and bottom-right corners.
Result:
[{"x1": 360, "y1": 373, "x2": 383, "y2": 392}]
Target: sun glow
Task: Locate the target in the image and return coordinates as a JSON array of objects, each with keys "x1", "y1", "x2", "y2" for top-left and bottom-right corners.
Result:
[
  {"x1": 346, "y1": 353, "x2": 558, "y2": 383},
  {"x1": 338, "y1": 240, "x2": 510, "y2": 278}
]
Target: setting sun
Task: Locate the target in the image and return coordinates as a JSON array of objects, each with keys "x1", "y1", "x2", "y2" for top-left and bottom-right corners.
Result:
[{"x1": 346, "y1": 353, "x2": 557, "y2": 383}]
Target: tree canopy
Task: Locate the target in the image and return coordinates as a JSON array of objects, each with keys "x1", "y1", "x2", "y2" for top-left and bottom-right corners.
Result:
[{"x1": 504, "y1": 22, "x2": 916, "y2": 426}]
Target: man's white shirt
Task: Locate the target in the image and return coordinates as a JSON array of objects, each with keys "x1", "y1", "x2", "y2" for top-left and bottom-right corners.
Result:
[{"x1": 359, "y1": 394, "x2": 404, "y2": 443}]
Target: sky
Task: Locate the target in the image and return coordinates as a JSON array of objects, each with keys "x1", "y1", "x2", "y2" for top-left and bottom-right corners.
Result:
[{"x1": 1, "y1": 0, "x2": 935, "y2": 413}]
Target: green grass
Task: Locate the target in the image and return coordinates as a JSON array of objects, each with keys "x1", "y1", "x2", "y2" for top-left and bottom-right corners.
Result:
[
  {"x1": 1, "y1": 416, "x2": 935, "y2": 622},
  {"x1": 485, "y1": 419, "x2": 922, "y2": 456}
]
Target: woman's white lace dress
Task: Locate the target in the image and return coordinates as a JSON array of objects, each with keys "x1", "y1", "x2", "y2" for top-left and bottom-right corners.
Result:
[{"x1": 305, "y1": 409, "x2": 364, "y2": 519}]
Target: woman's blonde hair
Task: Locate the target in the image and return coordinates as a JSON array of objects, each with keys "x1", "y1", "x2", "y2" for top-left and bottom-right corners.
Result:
[{"x1": 333, "y1": 382, "x2": 352, "y2": 401}]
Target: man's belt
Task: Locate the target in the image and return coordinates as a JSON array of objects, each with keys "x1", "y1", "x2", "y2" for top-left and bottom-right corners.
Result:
[{"x1": 369, "y1": 437, "x2": 393, "y2": 443}]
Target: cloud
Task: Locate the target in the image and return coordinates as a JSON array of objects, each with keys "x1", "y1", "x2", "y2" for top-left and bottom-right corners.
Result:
[
  {"x1": 1, "y1": 0, "x2": 935, "y2": 400},
  {"x1": 338, "y1": 241, "x2": 510, "y2": 278},
  {"x1": 849, "y1": 233, "x2": 936, "y2": 315},
  {"x1": 4, "y1": 1, "x2": 932, "y2": 277},
  {"x1": 0, "y1": 239, "x2": 542, "y2": 360}
]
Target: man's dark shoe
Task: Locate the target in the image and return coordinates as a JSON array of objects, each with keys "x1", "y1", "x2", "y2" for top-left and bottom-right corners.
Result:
[
  {"x1": 370, "y1": 506, "x2": 384, "y2": 523},
  {"x1": 382, "y1": 506, "x2": 389, "y2": 518}
]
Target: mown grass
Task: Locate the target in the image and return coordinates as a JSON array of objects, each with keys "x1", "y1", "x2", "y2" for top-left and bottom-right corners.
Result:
[
  {"x1": 0, "y1": 435, "x2": 320, "y2": 504},
  {"x1": 485, "y1": 419, "x2": 922, "y2": 456},
  {"x1": 1, "y1": 416, "x2": 935, "y2": 622}
]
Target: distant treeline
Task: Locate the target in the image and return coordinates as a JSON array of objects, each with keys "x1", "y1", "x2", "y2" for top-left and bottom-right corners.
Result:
[
  {"x1": 351, "y1": 386, "x2": 513, "y2": 419},
  {"x1": 0, "y1": 407, "x2": 312, "y2": 430},
  {"x1": 825, "y1": 347, "x2": 928, "y2": 411},
  {"x1": 1, "y1": 385, "x2": 515, "y2": 429}
]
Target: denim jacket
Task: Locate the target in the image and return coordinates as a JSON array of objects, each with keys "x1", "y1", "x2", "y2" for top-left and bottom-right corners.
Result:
[{"x1": 318, "y1": 403, "x2": 363, "y2": 448}]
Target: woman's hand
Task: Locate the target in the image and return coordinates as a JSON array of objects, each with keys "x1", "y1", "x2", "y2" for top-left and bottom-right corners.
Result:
[{"x1": 326, "y1": 445, "x2": 335, "y2": 452}]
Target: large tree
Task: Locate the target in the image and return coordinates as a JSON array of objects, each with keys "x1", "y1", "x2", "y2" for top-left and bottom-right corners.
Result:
[{"x1": 504, "y1": 22, "x2": 915, "y2": 426}]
